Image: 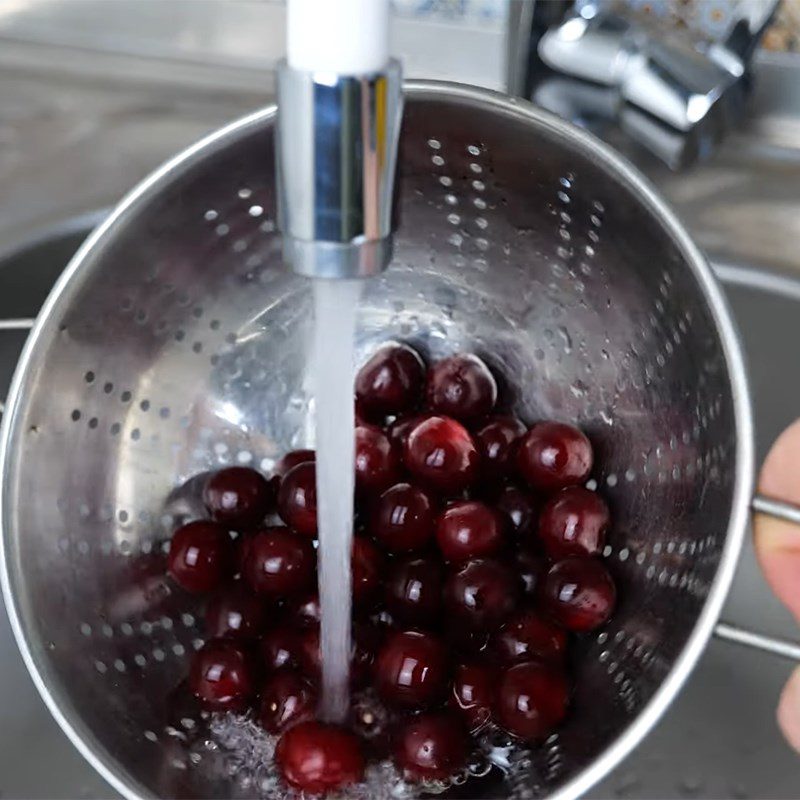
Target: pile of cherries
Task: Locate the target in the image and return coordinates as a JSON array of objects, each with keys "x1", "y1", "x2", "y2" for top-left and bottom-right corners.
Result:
[{"x1": 166, "y1": 343, "x2": 617, "y2": 796}]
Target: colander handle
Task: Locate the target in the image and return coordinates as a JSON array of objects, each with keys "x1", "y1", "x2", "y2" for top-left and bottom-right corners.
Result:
[
  {"x1": 0, "y1": 318, "x2": 35, "y2": 415},
  {"x1": 712, "y1": 494, "x2": 800, "y2": 661}
]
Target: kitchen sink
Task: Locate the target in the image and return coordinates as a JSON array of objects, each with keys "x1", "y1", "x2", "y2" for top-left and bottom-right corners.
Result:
[{"x1": 0, "y1": 217, "x2": 798, "y2": 799}]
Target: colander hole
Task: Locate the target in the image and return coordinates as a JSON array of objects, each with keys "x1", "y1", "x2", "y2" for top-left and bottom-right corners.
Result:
[
  {"x1": 204, "y1": 209, "x2": 218, "y2": 222},
  {"x1": 114, "y1": 659, "x2": 126, "y2": 673},
  {"x1": 131, "y1": 428, "x2": 141, "y2": 441},
  {"x1": 238, "y1": 187, "x2": 252, "y2": 199},
  {"x1": 192, "y1": 638, "x2": 204, "y2": 650},
  {"x1": 100, "y1": 541, "x2": 113, "y2": 555},
  {"x1": 159, "y1": 407, "x2": 171, "y2": 419},
  {"x1": 636, "y1": 552, "x2": 646, "y2": 565},
  {"x1": 469, "y1": 162, "x2": 482, "y2": 174},
  {"x1": 192, "y1": 342, "x2": 203, "y2": 353},
  {"x1": 71, "y1": 409, "x2": 81, "y2": 421},
  {"x1": 431, "y1": 155, "x2": 445, "y2": 166},
  {"x1": 259, "y1": 219, "x2": 275, "y2": 233},
  {"x1": 152, "y1": 648, "x2": 165, "y2": 661},
  {"x1": 144, "y1": 730, "x2": 158, "y2": 741},
  {"x1": 181, "y1": 717, "x2": 196, "y2": 731},
  {"x1": 237, "y1": 450, "x2": 253, "y2": 464},
  {"x1": 79, "y1": 623, "x2": 92, "y2": 636},
  {"x1": 476, "y1": 238, "x2": 489, "y2": 251},
  {"x1": 598, "y1": 650, "x2": 609, "y2": 663},
  {"x1": 471, "y1": 179, "x2": 485, "y2": 191},
  {"x1": 84, "y1": 371, "x2": 95, "y2": 384},
  {"x1": 118, "y1": 540, "x2": 131, "y2": 555},
  {"x1": 618, "y1": 548, "x2": 630, "y2": 562},
  {"x1": 585, "y1": 479, "x2": 597, "y2": 491},
  {"x1": 135, "y1": 654, "x2": 147, "y2": 667},
  {"x1": 120, "y1": 390, "x2": 132, "y2": 403},
  {"x1": 215, "y1": 224, "x2": 230, "y2": 237},
  {"x1": 439, "y1": 175, "x2": 453, "y2": 187},
  {"x1": 606, "y1": 473, "x2": 618, "y2": 487},
  {"x1": 248, "y1": 204, "x2": 264, "y2": 217},
  {"x1": 78, "y1": 503, "x2": 90, "y2": 519},
  {"x1": 467, "y1": 144, "x2": 480, "y2": 155},
  {"x1": 602, "y1": 545, "x2": 612, "y2": 557},
  {"x1": 181, "y1": 613, "x2": 195, "y2": 627},
  {"x1": 119, "y1": 622, "x2": 133, "y2": 636},
  {"x1": 646, "y1": 565, "x2": 656, "y2": 579},
  {"x1": 597, "y1": 632, "x2": 608, "y2": 644},
  {"x1": 171, "y1": 759, "x2": 187, "y2": 770},
  {"x1": 232, "y1": 239, "x2": 248, "y2": 253},
  {"x1": 444, "y1": 194, "x2": 457, "y2": 206},
  {"x1": 118, "y1": 510, "x2": 129, "y2": 523},
  {"x1": 94, "y1": 660, "x2": 107, "y2": 674},
  {"x1": 624, "y1": 469, "x2": 635, "y2": 482},
  {"x1": 77, "y1": 540, "x2": 89, "y2": 555},
  {"x1": 135, "y1": 310, "x2": 148, "y2": 324},
  {"x1": 475, "y1": 217, "x2": 488, "y2": 230},
  {"x1": 173, "y1": 644, "x2": 186, "y2": 657}
]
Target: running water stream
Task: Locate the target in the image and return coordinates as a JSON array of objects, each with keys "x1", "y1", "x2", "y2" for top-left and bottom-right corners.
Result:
[{"x1": 311, "y1": 278, "x2": 363, "y2": 721}]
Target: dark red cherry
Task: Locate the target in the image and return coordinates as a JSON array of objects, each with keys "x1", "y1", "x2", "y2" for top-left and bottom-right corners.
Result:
[
  {"x1": 539, "y1": 487, "x2": 610, "y2": 559},
  {"x1": 393, "y1": 711, "x2": 469, "y2": 781},
  {"x1": 276, "y1": 720, "x2": 364, "y2": 793},
  {"x1": 404, "y1": 416, "x2": 479, "y2": 494},
  {"x1": 277, "y1": 462, "x2": 317, "y2": 537},
  {"x1": 259, "y1": 670, "x2": 317, "y2": 734},
  {"x1": 476, "y1": 416, "x2": 526, "y2": 477},
  {"x1": 515, "y1": 549, "x2": 547, "y2": 598},
  {"x1": 426, "y1": 353, "x2": 497, "y2": 423},
  {"x1": 517, "y1": 422, "x2": 593, "y2": 492},
  {"x1": 435, "y1": 500, "x2": 505, "y2": 562},
  {"x1": 370, "y1": 482, "x2": 436, "y2": 553},
  {"x1": 188, "y1": 638, "x2": 255, "y2": 711},
  {"x1": 355, "y1": 424, "x2": 401, "y2": 495},
  {"x1": 496, "y1": 486, "x2": 539, "y2": 541},
  {"x1": 449, "y1": 661, "x2": 497, "y2": 733},
  {"x1": 243, "y1": 527, "x2": 315, "y2": 598},
  {"x1": 385, "y1": 556, "x2": 443, "y2": 627},
  {"x1": 352, "y1": 537, "x2": 383, "y2": 606},
  {"x1": 355, "y1": 342, "x2": 425, "y2": 419},
  {"x1": 296, "y1": 624, "x2": 378, "y2": 688},
  {"x1": 494, "y1": 661, "x2": 568, "y2": 740},
  {"x1": 286, "y1": 592, "x2": 321, "y2": 628},
  {"x1": 205, "y1": 584, "x2": 268, "y2": 640},
  {"x1": 540, "y1": 558, "x2": 616, "y2": 631},
  {"x1": 275, "y1": 449, "x2": 316, "y2": 476},
  {"x1": 444, "y1": 559, "x2": 518, "y2": 631},
  {"x1": 388, "y1": 413, "x2": 435, "y2": 451},
  {"x1": 492, "y1": 609, "x2": 567, "y2": 664},
  {"x1": 260, "y1": 625, "x2": 302, "y2": 671},
  {"x1": 374, "y1": 629, "x2": 448, "y2": 708},
  {"x1": 168, "y1": 520, "x2": 232, "y2": 594},
  {"x1": 203, "y1": 466, "x2": 273, "y2": 528}
]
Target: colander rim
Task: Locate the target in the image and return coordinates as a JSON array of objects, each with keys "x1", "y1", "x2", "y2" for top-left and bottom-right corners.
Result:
[{"x1": 0, "y1": 79, "x2": 754, "y2": 800}]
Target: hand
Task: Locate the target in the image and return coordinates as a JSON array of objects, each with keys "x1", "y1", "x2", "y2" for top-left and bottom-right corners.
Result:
[{"x1": 754, "y1": 418, "x2": 800, "y2": 752}]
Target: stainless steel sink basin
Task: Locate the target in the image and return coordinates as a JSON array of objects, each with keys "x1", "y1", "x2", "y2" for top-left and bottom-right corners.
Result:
[{"x1": 0, "y1": 220, "x2": 799, "y2": 799}]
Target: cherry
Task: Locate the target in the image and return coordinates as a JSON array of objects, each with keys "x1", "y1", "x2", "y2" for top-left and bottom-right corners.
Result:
[
  {"x1": 491, "y1": 609, "x2": 567, "y2": 664},
  {"x1": 276, "y1": 720, "x2": 364, "y2": 794},
  {"x1": 444, "y1": 559, "x2": 518, "y2": 631},
  {"x1": 494, "y1": 661, "x2": 568, "y2": 740},
  {"x1": 393, "y1": 711, "x2": 468, "y2": 781},
  {"x1": 374, "y1": 629, "x2": 448, "y2": 708},
  {"x1": 385, "y1": 556, "x2": 443, "y2": 627},
  {"x1": 260, "y1": 625, "x2": 301, "y2": 671},
  {"x1": 426, "y1": 353, "x2": 497, "y2": 423},
  {"x1": 496, "y1": 486, "x2": 538, "y2": 541},
  {"x1": 188, "y1": 638, "x2": 255, "y2": 711},
  {"x1": 352, "y1": 537, "x2": 384, "y2": 606},
  {"x1": 286, "y1": 592, "x2": 321, "y2": 628},
  {"x1": 205, "y1": 584, "x2": 268, "y2": 640},
  {"x1": 515, "y1": 549, "x2": 547, "y2": 598},
  {"x1": 355, "y1": 425, "x2": 401, "y2": 495},
  {"x1": 243, "y1": 527, "x2": 316, "y2": 598},
  {"x1": 296, "y1": 624, "x2": 378, "y2": 688},
  {"x1": 275, "y1": 449, "x2": 316, "y2": 477},
  {"x1": 404, "y1": 416, "x2": 479, "y2": 494},
  {"x1": 203, "y1": 466, "x2": 273, "y2": 528},
  {"x1": 435, "y1": 500, "x2": 505, "y2": 562},
  {"x1": 517, "y1": 422, "x2": 593, "y2": 493},
  {"x1": 539, "y1": 487, "x2": 610, "y2": 559},
  {"x1": 168, "y1": 520, "x2": 232, "y2": 594},
  {"x1": 258, "y1": 670, "x2": 317, "y2": 734},
  {"x1": 355, "y1": 342, "x2": 425, "y2": 419},
  {"x1": 370, "y1": 482, "x2": 436, "y2": 553},
  {"x1": 388, "y1": 413, "x2": 435, "y2": 451},
  {"x1": 476, "y1": 416, "x2": 526, "y2": 477},
  {"x1": 277, "y1": 462, "x2": 317, "y2": 537},
  {"x1": 540, "y1": 558, "x2": 616, "y2": 631},
  {"x1": 449, "y1": 661, "x2": 496, "y2": 733}
]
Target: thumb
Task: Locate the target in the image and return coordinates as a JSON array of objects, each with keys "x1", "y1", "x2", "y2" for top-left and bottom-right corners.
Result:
[{"x1": 754, "y1": 417, "x2": 800, "y2": 753}]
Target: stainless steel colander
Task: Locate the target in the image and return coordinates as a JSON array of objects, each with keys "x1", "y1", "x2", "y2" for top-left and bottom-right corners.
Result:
[{"x1": 0, "y1": 80, "x2": 779, "y2": 799}]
